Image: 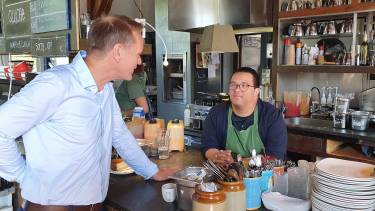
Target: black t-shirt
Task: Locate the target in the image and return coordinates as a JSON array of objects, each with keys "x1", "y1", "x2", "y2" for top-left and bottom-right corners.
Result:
[{"x1": 201, "y1": 99, "x2": 288, "y2": 159}]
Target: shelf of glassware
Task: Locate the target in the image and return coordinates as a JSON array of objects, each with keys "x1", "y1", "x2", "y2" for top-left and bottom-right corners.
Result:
[
  {"x1": 277, "y1": 65, "x2": 375, "y2": 73},
  {"x1": 279, "y1": 2, "x2": 375, "y2": 20}
]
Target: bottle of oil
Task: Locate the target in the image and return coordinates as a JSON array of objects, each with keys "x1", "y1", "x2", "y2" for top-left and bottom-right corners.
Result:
[{"x1": 360, "y1": 30, "x2": 369, "y2": 66}]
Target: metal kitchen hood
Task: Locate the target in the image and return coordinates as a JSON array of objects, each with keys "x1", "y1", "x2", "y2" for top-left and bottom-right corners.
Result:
[{"x1": 168, "y1": 0, "x2": 273, "y2": 32}]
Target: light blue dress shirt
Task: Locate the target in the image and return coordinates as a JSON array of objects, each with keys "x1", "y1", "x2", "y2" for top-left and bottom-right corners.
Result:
[{"x1": 0, "y1": 51, "x2": 158, "y2": 205}]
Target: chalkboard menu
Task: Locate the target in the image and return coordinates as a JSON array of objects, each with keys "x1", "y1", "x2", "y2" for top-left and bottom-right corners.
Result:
[
  {"x1": 30, "y1": 0, "x2": 69, "y2": 33},
  {"x1": 3, "y1": 0, "x2": 31, "y2": 36},
  {"x1": 31, "y1": 35, "x2": 68, "y2": 56},
  {"x1": 6, "y1": 37, "x2": 31, "y2": 53}
]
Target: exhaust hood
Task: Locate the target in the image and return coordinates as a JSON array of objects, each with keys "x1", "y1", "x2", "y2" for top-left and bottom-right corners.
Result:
[{"x1": 168, "y1": 0, "x2": 273, "y2": 32}]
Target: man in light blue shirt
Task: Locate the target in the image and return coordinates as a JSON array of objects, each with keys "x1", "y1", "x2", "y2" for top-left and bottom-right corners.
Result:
[{"x1": 0, "y1": 15, "x2": 174, "y2": 210}]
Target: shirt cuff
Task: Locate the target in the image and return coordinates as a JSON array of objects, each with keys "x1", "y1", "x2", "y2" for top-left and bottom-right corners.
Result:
[{"x1": 141, "y1": 161, "x2": 159, "y2": 180}]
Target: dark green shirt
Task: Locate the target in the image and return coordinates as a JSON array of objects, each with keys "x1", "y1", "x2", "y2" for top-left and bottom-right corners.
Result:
[{"x1": 115, "y1": 72, "x2": 147, "y2": 112}]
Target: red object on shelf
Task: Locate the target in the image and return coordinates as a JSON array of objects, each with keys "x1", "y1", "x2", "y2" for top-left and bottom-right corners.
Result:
[
  {"x1": 284, "y1": 102, "x2": 301, "y2": 117},
  {"x1": 4, "y1": 61, "x2": 32, "y2": 81}
]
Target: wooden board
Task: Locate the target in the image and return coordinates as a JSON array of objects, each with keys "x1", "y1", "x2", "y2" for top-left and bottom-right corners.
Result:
[{"x1": 30, "y1": 0, "x2": 70, "y2": 33}]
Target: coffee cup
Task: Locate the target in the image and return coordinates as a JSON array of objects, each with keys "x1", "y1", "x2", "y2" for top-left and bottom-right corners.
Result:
[{"x1": 161, "y1": 183, "x2": 177, "y2": 202}]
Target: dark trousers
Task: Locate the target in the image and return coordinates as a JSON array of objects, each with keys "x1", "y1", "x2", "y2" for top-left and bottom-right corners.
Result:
[{"x1": 17, "y1": 201, "x2": 104, "y2": 211}]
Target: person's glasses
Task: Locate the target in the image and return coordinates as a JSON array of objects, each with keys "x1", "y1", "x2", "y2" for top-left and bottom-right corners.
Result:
[{"x1": 229, "y1": 82, "x2": 255, "y2": 92}]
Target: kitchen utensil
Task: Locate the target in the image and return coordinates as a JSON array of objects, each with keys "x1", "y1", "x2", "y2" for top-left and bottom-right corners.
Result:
[
  {"x1": 169, "y1": 167, "x2": 209, "y2": 211},
  {"x1": 202, "y1": 160, "x2": 226, "y2": 180},
  {"x1": 359, "y1": 87, "x2": 375, "y2": 112},
  {"x1": 332, "y1": 112, "x2": 347, "y2": 128},
  {"x1": 335, "y1": 97, "x2": 350, "y2": 113},
  {"x1": 191, "y1": 117, "x2": 203, "y2": 130},
  {"x1": 351, "y1": 111, "x2": 370, "y2": 131}
]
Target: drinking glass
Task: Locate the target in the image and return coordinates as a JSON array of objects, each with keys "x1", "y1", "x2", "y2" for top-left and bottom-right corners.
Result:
[{"x1": 158, "y1": 129, "x2": 170, "y2": 159}]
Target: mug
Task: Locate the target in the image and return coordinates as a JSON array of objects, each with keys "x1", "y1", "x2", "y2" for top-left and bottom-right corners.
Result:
[{"x1": 162, "y1": 183, "x2": 177, "y2": 202}]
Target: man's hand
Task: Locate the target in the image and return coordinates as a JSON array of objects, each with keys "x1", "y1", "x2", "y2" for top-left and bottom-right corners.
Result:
[
  {"x1": 205, "y1": 149, "x2": 234, "y2": 169},
  {"x1": 152, "y1": 168, "x2": 178, "y2": 181}
]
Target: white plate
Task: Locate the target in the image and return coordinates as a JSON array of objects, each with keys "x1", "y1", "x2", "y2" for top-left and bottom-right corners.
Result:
[
  {"x1": 315, "y1": 158, "x2": 375, "y2": 181},
  {"x1": 313, "y1": 175, "x2": 375, "y2": 191},
  {"x1": 314, "y1": 182, "x2": 375, "y2": 198},
  {"x1": 312, "y1": 190, "x2": 375, "y2": 211},
  {"x1": 313, "y1": 189, "x2": 375, "y2": 207}
]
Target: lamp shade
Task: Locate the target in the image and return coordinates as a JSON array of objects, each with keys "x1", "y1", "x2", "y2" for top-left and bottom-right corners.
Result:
[{"x1": 199, "y1": 24, "x2": 239, "y2": 53}]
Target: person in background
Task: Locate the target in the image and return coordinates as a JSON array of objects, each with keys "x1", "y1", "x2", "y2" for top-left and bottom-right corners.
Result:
[
  {"x1": 0, "y1": 15, "x2": 175, "y2": 211},
  {"x1": 115, "y1": 63, "x2": 149, "y2": 117},
  {"x1": 201, "y1": 67, "x2": 288, "y2": 168}
]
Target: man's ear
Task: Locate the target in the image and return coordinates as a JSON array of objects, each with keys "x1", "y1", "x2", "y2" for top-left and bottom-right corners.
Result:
[
  {"x1": 254, "y1": 87, "x2": 260, "y2": 97},
  {"x1": 112, "y1": 43, "x2": 123, "y2": 63}
]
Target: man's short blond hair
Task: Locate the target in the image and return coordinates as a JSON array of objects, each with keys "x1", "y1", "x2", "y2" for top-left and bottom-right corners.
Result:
[{"x1": 87, "y1": 15, "x2": 142, "y2": 53}]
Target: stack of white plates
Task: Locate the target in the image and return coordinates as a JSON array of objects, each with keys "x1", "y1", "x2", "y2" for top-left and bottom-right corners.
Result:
[{"x1": 312, "y1": 158, "x2": 375, "y2": 211}]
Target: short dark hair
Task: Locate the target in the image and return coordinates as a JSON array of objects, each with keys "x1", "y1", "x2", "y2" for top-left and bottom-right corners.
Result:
[
  {"x1": 88, "y1": 15, "x2": 142, "y2": 52},
  {"x1": 232, "y1": 67, "x2": 260, "y2": 88}
]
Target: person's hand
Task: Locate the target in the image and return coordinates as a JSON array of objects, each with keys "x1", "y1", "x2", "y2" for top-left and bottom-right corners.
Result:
[
  {"x1": 212, "y1": 150, "x2": 234, "y2": 169},
  {"x1": 152, "y1": 168, "x2": 178, "y2": 181}
]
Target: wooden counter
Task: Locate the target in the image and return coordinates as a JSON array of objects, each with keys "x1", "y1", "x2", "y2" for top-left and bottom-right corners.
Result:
[
  {"x1": 105, "y1": 148, "x2": 268, "y2": 211},
  {"x1": 105, "y1": 149, "x2": 202, "y2": 211}
]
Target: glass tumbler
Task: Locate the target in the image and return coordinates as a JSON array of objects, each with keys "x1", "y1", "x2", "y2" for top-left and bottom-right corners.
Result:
[{"x1": 158, "y1": 129, "x2": 170, "y2": 159}]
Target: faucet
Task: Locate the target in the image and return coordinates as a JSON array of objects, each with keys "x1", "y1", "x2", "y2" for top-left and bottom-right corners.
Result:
[{"x1": 310, "y1": 87, "x2": 321, "y2": 113}]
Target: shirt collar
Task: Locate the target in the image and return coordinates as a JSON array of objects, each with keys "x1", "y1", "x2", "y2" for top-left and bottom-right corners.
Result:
[{"x1": 71, "y1": 51, "x2": 98, "y2": 93}]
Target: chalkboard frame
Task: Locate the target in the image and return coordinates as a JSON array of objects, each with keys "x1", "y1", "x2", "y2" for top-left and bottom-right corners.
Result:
[{"x1": 30, "y1": 0, "x2": 71, "y2": 34}]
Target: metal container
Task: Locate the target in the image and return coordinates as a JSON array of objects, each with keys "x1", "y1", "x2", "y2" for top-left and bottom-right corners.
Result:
[
  {"x1": 351, "y1": 111, "x2": 370, "y2": 131},
  {"x1": 359, "y1": 87, "x2": 375, "y2": 112},
  {"x1": 191, "y1": 117, "x2": 203, "y2": 130},
  {"x1": 370, "y1": 113, "x2": 375, "y2": 124},
  {"x1": 169, "y1": 167, "x2": 204, "y2": 211},
  {"x1": 335, "y1": 97, "x2": 350, "y2": 114},
  {"x1": 332, "y1": 112, "x2": 346, "y2": 129}
]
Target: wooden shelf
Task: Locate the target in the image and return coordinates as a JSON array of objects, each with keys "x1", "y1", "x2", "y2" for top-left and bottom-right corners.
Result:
[
  {"x1": 279, "y1": 5, "x2": 354, "y2": 20},
  {"x1": 277, "y1": 65, "x2": 375, "y2": 73},
  {"x1": 279, "y1": 2, "x2": 375, "y2": 20},
  {"x1": 282, "y1": 33, "x2": 354, "y2": 40},
  {"x1": 328, "y1": 145, "x2": 375, "y2": 165}
]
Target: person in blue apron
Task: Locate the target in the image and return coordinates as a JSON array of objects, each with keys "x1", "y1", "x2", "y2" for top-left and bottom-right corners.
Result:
[{"x1": 201, "y1": 67, "x2": 288, "y2": 168}]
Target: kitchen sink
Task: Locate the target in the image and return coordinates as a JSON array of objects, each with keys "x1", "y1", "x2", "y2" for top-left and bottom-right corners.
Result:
[{"x1": 285, "y1": 117, "x2": 332, "y2": 128}]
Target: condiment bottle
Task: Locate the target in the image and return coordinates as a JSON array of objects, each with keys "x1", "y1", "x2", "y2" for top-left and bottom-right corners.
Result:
[
  {"x1": 284, "y1": 37, "x2": 295, "y2": 65},
  {"x1": 302, "y1": 44, "x2": 309, "y2": 65},
  {"x1": 192, "y1": 184, "x2": 226, "y2": 211},
  {"x1": 317, "y1": 45, "x2": 325, "y2": 65},
  {"x1": 295, "y1": 40, "x2": 303, "y2": 65}
]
